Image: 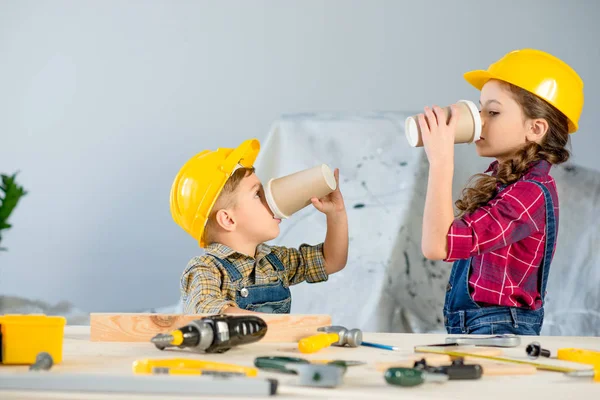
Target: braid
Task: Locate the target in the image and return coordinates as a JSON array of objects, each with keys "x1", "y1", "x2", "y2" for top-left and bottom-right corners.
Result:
[{"x1": 456, "y1": 83, "x2": 570, "y2": 217}]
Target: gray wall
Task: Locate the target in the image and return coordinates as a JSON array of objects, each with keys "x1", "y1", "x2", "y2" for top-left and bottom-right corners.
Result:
[{"x1": 1, "y1": 0, "x2": 598, "y2": 312}]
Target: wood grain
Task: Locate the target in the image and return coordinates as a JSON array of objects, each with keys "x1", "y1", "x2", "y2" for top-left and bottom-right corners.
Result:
[{"x1": 90, "y1": 313, "x2": 331, "y2": 343}]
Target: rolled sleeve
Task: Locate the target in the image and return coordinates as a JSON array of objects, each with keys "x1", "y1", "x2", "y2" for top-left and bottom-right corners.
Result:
[
  {"x1": 444, "y1": 181, "x2": 546, "y2": 262},
  {"x1": 272, "y1": 243, "x2": 328, "y2": 285},
  {"x1": 445, "y1": 218, "x2": 475, "y2": 262},
  {"x1": 180, "y1": 261, "x2": 237, "y2": 314}
]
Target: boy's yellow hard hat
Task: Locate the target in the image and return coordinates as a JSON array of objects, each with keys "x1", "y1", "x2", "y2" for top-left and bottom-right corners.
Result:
[
  {"x1": 464, "y1": 49, "x2": 584, "y2": 133},
  {"x1": 170, "y1": 139, "x2": 260, "y2": 248}
]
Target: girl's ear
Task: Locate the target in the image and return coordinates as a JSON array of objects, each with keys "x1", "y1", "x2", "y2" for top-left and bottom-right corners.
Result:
[
  {"x1": 215, "y1": 209, "x2": 236, "y2": 232},
  {"x1": 527, "y1": 118, "x2": 549, "y2": 143}
]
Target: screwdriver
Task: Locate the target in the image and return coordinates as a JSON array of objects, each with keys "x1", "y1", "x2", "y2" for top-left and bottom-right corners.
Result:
[
  {"x1": 384, "y1": 367, "x2": 449, "y2": 387},
  {"x1": 414, "y1": 358, "x2": 483, "y2": 380}
]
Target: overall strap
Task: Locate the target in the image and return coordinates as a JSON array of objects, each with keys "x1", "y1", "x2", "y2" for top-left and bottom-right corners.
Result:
[
  {"x1": 211, "y1": 255, "x2": 244, "y2": 282},
  {"x1": 524, "y1": 179, "x2": 557, "y2": 302},
  {"x1": 265, "y1": 252, "x2": 286, "y2": 272}
]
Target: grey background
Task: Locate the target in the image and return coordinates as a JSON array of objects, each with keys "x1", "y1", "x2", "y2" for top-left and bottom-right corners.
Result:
[{"x1": 0, "y1": 0, "x2": 598, "y2": 312}]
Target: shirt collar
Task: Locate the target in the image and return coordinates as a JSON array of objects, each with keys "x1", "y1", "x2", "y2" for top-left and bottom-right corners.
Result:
[
  {"x1": 204, "y1": 242, "x2": 272, "y2": 259},
  {"x1": 485, "y1": 160, "x2": 499, "y2": 174},
  {"x1": 484, "y1": 159, "x2": 551, "y2": 177},
  {"x1": 204, "y1": 243, "x2": 237, "y2": 259}
]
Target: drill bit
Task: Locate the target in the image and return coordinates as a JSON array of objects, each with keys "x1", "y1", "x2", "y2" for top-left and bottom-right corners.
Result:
[{"x1": 151, "y1": 333, "x2": 176, "y2": 349}]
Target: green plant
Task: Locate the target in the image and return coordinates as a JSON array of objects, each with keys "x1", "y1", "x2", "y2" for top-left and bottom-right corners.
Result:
[{"x1": 0, "y1": 172, "x2": 27, "y2": 251}]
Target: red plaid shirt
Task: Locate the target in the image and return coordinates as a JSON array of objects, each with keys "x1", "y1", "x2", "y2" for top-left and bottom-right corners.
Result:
[{"x1": 445, "y1": 160, "x2": 558, "y2": 309}]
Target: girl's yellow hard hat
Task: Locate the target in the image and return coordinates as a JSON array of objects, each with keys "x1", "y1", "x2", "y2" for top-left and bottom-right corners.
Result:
[{"x1": 464, "y1": 49, "x2": 584, "y2": 133}]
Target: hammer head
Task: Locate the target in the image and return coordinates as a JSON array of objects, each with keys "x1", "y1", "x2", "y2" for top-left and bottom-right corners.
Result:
[{"x1": 318, "y1": 325, "x2": 363, "y2": 347}]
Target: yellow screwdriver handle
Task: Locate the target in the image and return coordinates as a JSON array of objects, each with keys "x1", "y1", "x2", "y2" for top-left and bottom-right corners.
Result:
[{"x1": 298, "y1": 333, "x2": 339, "y2": 354}]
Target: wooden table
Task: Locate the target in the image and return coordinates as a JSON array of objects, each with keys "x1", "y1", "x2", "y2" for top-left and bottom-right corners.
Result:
[{"x1": 1, "y1": 326, "x2": 599, "y2": 399}]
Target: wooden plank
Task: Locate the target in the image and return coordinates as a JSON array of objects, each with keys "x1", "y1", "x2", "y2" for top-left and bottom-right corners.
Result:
[
  {"x1": 479, "y1": 363, "x2": 537, "y2": 376},
  {"x1": 90, "y1": 313, "x2": 331, "y2": 343}
]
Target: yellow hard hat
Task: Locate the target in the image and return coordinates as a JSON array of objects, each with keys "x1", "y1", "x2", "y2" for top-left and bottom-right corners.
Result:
[
  {"x1": 170, "y1": 139, "x2": 260, "y2": 247},
  {"x1": 464, "y1": 49, "x2": 584, "y2": 133}
]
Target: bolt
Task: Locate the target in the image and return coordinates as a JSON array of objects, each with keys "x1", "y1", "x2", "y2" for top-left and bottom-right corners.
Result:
[
  {"x1": 29, "y1": 352, "x2": 54, "y2": 371},
  {"x1": 526, "y1": 342, "x2": 551, "y2": 359}
]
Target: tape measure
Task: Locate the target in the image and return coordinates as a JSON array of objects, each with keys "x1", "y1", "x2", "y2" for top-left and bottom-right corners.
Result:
[
  {"x1": 557, "y1": 348, "x2": 600, "y2": 366},
  {"x1": 414, "y1": 346, "x2": 579, "y2": 373}
]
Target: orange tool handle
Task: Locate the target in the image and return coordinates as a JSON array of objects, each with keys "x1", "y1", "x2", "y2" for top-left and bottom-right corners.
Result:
[{"x1": 298, "y1": 333, "x2": 339, "y2": 354}]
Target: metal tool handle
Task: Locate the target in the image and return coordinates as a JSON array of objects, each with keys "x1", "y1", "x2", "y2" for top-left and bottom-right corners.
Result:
[
  {"x1": 385, "y1": 368, "x2": 425, "y2": 387},
  {"x1": 441, "y1": 364, "x2": 483, "y2": 380},
  {"x1": 445, "y1": 334, "x2": 521, "y2": 347},
  {"x1": 254, "y1": 356, "x2": 310, "y2": 374},
  {"x1": 385, "y1": 368, "x2": 449, "y2": 387}
]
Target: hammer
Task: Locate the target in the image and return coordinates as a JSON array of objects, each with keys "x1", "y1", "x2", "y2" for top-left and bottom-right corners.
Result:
[{"x1": 298, "y1": 326, "x2": 363, "y2": 354}]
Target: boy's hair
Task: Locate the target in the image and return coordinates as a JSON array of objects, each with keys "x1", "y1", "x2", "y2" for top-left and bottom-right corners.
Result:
[
  {"x1": 456, "y1": 81, "x2": 570, "y2": 217},
  {"x1": 202, "y1": 167, "x2": 255, "y2": 246}
]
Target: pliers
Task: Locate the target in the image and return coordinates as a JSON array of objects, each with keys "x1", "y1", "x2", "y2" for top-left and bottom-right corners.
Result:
[{"x1": 254, "y1": 356, "x2": 365, "y2": 375}]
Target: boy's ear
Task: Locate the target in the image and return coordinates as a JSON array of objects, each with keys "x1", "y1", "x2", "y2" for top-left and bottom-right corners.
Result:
[
  {"x1": 215, "y1": 209, "x2": 236, "y2": 232},
  {"x1": 526, "y1": 118, "x2": 549, "y2": 143}
]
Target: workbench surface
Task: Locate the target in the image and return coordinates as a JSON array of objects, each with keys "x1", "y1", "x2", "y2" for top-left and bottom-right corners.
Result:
[{"x1": 1, "y1": 326, "x2": 599, "y2": 399}]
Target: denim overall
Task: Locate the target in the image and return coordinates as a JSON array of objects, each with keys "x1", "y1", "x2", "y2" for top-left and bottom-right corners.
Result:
[
  {"x1": 443, "y1": 180, "x2": 556, "y2": 335},
  {"x1": 212, "y1": 253, "x2": 291, "y2": 313}
]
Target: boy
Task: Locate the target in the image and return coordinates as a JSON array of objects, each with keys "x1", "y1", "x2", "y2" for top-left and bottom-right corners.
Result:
[{"x1": 171, "y1": 138, "x2": 348, "y2": 314}]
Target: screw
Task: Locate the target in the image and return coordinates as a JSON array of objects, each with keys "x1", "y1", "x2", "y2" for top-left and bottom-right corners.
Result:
[{"x1": 526, "y1": 342, "x2": 551, "y2": 359}]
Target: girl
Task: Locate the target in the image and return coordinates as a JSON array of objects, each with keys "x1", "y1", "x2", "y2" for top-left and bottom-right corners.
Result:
[{"x1": 419, "y1": 49, "x2": 584, "y2": 335}]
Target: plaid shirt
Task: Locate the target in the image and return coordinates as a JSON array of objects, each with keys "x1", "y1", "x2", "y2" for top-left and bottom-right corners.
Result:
[
  {"x1": 445, "y1": 160, "x2": 559, "y2": 309},
  {"x1": 181, "y1": 242, "x2": 328, "y2": 313}
]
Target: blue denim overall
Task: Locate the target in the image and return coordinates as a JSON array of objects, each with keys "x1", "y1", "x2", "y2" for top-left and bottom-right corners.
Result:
[
  {"x1": 443, "y1": 180, "x2": 556, "y2": 335},
  {"x1": 213, "y1": 253, "x2": 291, "y2": 313}
]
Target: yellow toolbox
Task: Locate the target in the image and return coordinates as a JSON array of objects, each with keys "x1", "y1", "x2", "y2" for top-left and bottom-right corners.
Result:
[{"x1": 0, "y1": 314, "x2": 66, "y2": 365}]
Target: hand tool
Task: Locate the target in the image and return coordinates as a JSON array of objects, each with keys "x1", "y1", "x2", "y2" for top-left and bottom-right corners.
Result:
[
  {"x1": 376, "y1": 355, "x2": 536, "y2": 376},
  {"x1": 254, "y1": 356, "x2": 364, "y2": 375},
  {"x1": 526, "y1": 342, "x2": 551, "y2": 359},
  {"x1": 445, "y1": 334, "x2": 521, "y2": 348},
  {"x1": 414, "y1": 345, "x2": 589, "y2": 373},
  {"x1": 384, "y1": 367, "x2": 449, "y2": 387},
  {"x1": 361, "y1": 341, "x2": 401, "y2": 351},
  {"x1": 150, "y1": 314, "x2": 267, "y2": 353},
  {"x1": 133, "y1": 358, "x2": 258, "y2": 377},
  {"x1": 317, "y1": 326, "x2": 363, "y2": 347},
  {"x1": 557, "y1": 348, "x2": 600, "y2": 366},
  {"x1": 254, "y1": 356, "x2": 347, "y2": 388},
  {"x1": 558, "y1": 348, "x2": 600, "y2": 383},
  {"x1": 565, "y1": 368, "x2": 600, "y2": 382},
  {"x1": 413, "y1": 357, "x2": 482, "y2": 380},
  {"x1": 0, "y1": 373, "x2": 279, "y2": 396},
  {"x1": 298, "y1": 325, "x2": 362, "y2": 354},
  {"x1": 288, "y1": 363, "x2": 345, "y2": 388}
]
